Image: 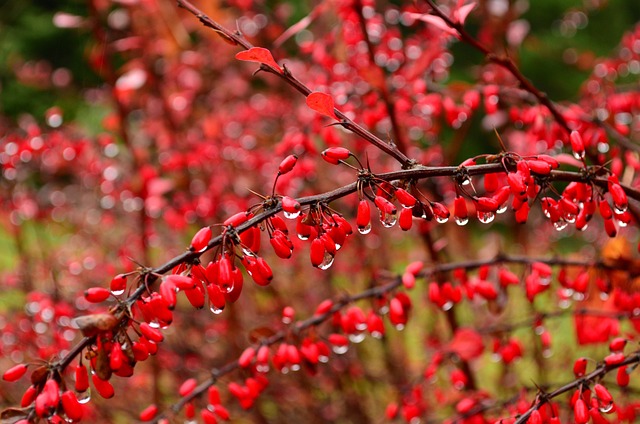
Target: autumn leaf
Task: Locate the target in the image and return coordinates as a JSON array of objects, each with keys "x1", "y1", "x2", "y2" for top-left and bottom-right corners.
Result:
[
  {"x1": 235, "y1": 47, "x2": 282, "y2": 73},
  {"x1": 306, "y1": 92, "x2": 339, "y2": 120}
]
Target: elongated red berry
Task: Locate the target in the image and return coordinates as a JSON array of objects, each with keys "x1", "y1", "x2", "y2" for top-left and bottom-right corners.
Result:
[
  {"x1": 574, "y1": 398, "x2": 588, "y2": 424},
  {"x1": 139, "y1": 404, "x2": 158, "y2": 422},
  {"x1": 281, "y1": 196, "x2": 301, "y2": 214},
  {"x1": 61, "y1": 391, "x2": 83, "y2": 421},
  {"x1": 278, "y1": 154, "x2": 298, "y2": 175},
  {"x1": 191, "y1": 227, "x2": 212, "y2": 252},
  {"x1": 110, "y1": 274, "x2": 127, "y2": 293},
  {"x1": 395, "y1": 188, "x2": 416, "y2": 207},
  {"x1": 2, "y1": 364, "x2": 27, "y2": 382},
  {"x1": 75, "y1": 364, "x2": 89, "y2": 392},
  {"x1": 321, "y1": 147, "x2": 350, "y2": 164},
  {"x1": 570, "y1": 130, "x2": 585, "y2": 159},
  {"x1": 310, "y1": 237, "x2": 325, "y2": 267},
  {"x1": 356, "y1": 200, "x2": 371, "y2": 232},
  {"x1": 92, "y1": 375, "x2": 114, "y2": 399},
  {"x1": 223, "y1": 211, "x2": 252, "y2": 227},
  {"x1": 84, "y1": 287, "x2": 111, "y2": 303},
  {"x1": 179, "y1": 378, "x2": 197, "y2": 397},
  {"x1": 140, "y1": 322, "x2": 164, "y2": 343}
]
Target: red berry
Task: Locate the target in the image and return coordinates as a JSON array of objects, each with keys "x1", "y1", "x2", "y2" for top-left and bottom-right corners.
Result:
[
  {"x1": 84, "y1": 287, "x2": 111, "y2": 303},
  {"x1": 191, "y1": 226, "x2": 212, "y2": 252},
  {"x1": 278, "y1": 154, "x2": 298, "y2": 175},
  {"x1": 139, "y1": 404, "x2": 158, "y2": 422},
  {"x1": 2, "y1": 364, "x2": 27, "y2": 382}
]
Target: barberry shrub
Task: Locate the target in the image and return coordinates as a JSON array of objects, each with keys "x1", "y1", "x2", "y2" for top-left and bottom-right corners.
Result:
[{"x1": 1, "y1": 0, "x2": 640, "y2": 423}]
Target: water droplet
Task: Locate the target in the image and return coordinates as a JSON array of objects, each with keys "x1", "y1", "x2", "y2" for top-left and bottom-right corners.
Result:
[
  {"x1": 618, "y1": 219, "x2": 628, "y2": 228},
  {"x1": 354, "y1": 322, "x2": 367, "y2": 331},
  {"x1": 297, "y1": 233, "x2": 309, "y2": 241},
  {"x1": 542, "y1": 348, "x2": 553, "y2": 358},
  {"x1": 290, "y1": 364, "x2": 301, "y2": 372},
  {"x1": 318, "y1": 354, "x2": 329, "y2": 363},
  {"x1": 332, "y1": 345, "x2": 348, "y2": 355},
  {"x1": 573, "y1": 151, "x2": 585, "y2": 160},
  {"x1": 149, "y1": 320, "x2": 161, "y2": 329},
  {"x1": 380, "y1": 211, "x2": 397, "y2": 228},
  {"x1": 539, "y1": 276, "x2": 551, "y2": 286},
  {"x1": 573, "y1": 292, "x2": 585, "y2": 301},
  {"x1": 394, "y1": 324, "x2": 405, "y2": 331},
  {"x1": 454, "y1": 216, "x2": 468, "y2": 226},
  {"x1": 600, "y1": 292, "x2": 609, "y2": 301},
  {"x1": 221, "y1": 283, "x2": 234, "y2": 294},
  {"x1": 477, "y1": 211, "x2": 495, "y2": 224},
  {"x1": 334, "y1": 243, "x2": 342, "y2": 251},
  {"x1": 553, "y1": 220, "x2": 568, "y2": 231},
  {"x1": 284, "y1": 210, "x2": 301, "y2": 220},
  {"x1": 280, "y1": 366, "x2": 290, "y2": 374},
  {"x1": 242, "y1": 247, "x2": 255, "y2": 256},
  {"x1": 110, "y1": 289, "x2": 125, "y2": 296},
  {"x1": 435, "y1": 214, "x2": 449, "y2": 224},
  {"x1": 370, "y1": 331, "x2": 383, "y2": 339},
  {"x1": 349, "y1": 333, "x2": 366, "y2": 343},
  {"x1": 558, "y1": 299, "x2": 572, "y2": 309},
  {"x1": 614, "y1": 204, "x2": 628, "y2": 214},
  {"x1": 579, "y1": 223, "x2": 589, "y2": 231},
  {"x1": 378, "y1": 305, "x2": 389, "y2": 315},
  {"x1": 496, "y1": 204, "x2": 508, "y2": 214},
  {"x1": 564, "y1": 213, "x2": 576, "y2": 223},
  {"x1": 358, "y1": 223, "x2": 372, "y2": 234},
  {"x1": 209, "y1": 303, "x2": 224, "y2": 315},
  {"x1": 441, "y1": 301, "x2": 453, "y2": 311},
  {"x1": 318, "y1": 252, "x2": 335, "y2": 270},
  {"x1": 256, "y1": 364, "x2": 269, "y2": 373},
  {"x1": 599, "y1": 403, "x2": 614, "y2": 413},
  {"x1": 77, "y1": 389, "x2": 91, "y2": 404}
]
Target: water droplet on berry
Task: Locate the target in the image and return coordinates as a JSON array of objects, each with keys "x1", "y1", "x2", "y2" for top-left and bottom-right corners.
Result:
[
  {"x1": 573, "y1": 151, "x2": 585, "y2": 160},
  {"x1": 477, "y1": 211, "x2": 495, "y2": 224},
  {"x1": 76, "y1": 389, "x2": 91, "y2": 404},
  {"x1": 435, "y1": 215, "x2": 449, "y2": 224},
  {"x1": 542, "y1": 348, "x2": 552, "y2": 358},
  {"x1": 553, "y1": 220, "x2": 568, "y2": 231},
  {"x1": 297, "y1": 233, "x2": 309, "y2": 241},
  {"x1": 149, "y1": 320, "x2": 161, "y2": 329},
  {"x1": 618, "y1": 219, "x2": 628, "y2": 228},
  {"x1": 442, "y1": 301, "x2": 453, "y2": 311},
  {"x1": 332, "y1": 345, "x2": 348, "y2": 355},
  {"x1": 496, "y1": 204, "x2": 507, "y2": 214},
  {"x1": 221, "y1": 283, "x2": 234, "y2": 294},
  {"x1": 290, "y1": 364, "x2": 301, "y2": 372},
  {"x1": 614, "y1": 204, "x2": 628, "y2": 213},
  {"x1": 349, "y1": 333, "x2": 366, "y2": 343},
  {"x1": 394, "y1": 324, "x2": 405, "y2": 331},
  {"x1": 564, "y1": 213, "x2": 576, "y2": 223},
  {"x1": 318, "y1": 252, "x2": 335, "y2": 270},
  {"x1": 370, "y1": 331, "x2": 383, "y2": 339},
  {"x1": 334, "y1": 242, "x2": 342, "y2": 251},
  {"x1": 110, "y1": 288, "x2": 125, "y2": 296},
  {"x1": 256, "y1": 364, "x2": 269, "y2": 373},
  {"x1": 284, "y1": 210, "x2": 300, "y2": 220},
  {"x1": 242, "y1": 247, "x2": 255, "y2": 256},
  {"x1": 600, "y1": 292, "x2": 609, "y2": 301},
  {"x1": 380, "y1": 211, "x2": 397, "y2": 228},
  {"x1": 358, "y1": 223, "x2": 372, "y2": 234},
  {"x1": 454, "y1": 216, "x2": 468, "y2": 226},
  {"x1": 599, "y1": 403, "x2": 614, "y2": 413},
  {"x1": 209, "y1": 304, "x2": 224, "y2": 315},
  {"x1": 318, "y1": 354, "x2": 329, "y2": 363}
]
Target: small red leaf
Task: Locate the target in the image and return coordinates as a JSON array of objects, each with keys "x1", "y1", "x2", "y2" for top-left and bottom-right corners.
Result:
[
  {"x1": 235, "y1": 47, "x2": 282, "y2": 73},
  {"x1": 306, "y1": 92, "x2": 338, "y2": 120}
]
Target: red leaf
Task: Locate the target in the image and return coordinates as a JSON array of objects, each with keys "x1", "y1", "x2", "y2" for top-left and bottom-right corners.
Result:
[
  {"x1": 235, "y1": 47, "x2": 282, "y2": 73},
  {"x1": 306, "y1": 92, "x2": 338, "y2": 120},
  {"x1": 448, "y1": 328, "x2": 484, "y2": 361}
]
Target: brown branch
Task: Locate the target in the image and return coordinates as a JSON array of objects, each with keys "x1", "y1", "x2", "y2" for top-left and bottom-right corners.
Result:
[
  {"x1": 52, "y1": 162, "x2": 640, "y2": 373},
  {"x1": 423, "y1": 0, "x2": 570, "y2": 134},
  {"x1": 176, "y1": 0, "x2": 414, "y2": 167},
  {"x1": 353, "y1": 0, "x2": 409, "y2": 155},
  {"x1": 153, "y1": 254, "x2": 636, "y2": 422}
]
